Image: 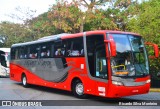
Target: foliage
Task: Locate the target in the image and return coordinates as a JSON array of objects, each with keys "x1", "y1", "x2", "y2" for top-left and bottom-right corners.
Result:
[
  {"x1": 127, "y1": 0, "x2": 160, "y2": 43},
  {"x1": 84, "y1": 9, "x2": 117, "y2": 31},
  {"x1": 126, "y1": 0, "x2": 160, "y2": 80},
  {"x1": 46, "y1": 0, "x2": 118, "y2": 33},
  {"x1": 26, "y1": 12, "x2": 57, "y2": 39},
  {"x1": 0, "y1": 22, "x2": 33, "y2": 47},
  {"x1": 47, "y1": 0, "x2": 83, "y2": 33}
]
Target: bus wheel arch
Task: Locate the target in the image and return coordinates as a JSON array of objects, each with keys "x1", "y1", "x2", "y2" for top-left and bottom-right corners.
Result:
[
  {"x1": 71, "y1": 77, "x2": 87, "y2": 98},
  {"x1": 21, "y1": 73, "x2": 29, "y2": 88}
]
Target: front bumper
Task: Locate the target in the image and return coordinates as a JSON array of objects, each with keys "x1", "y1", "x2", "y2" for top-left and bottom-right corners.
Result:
[{"x1": 107, "y1": 83, "x2": 150, "y2": 98}]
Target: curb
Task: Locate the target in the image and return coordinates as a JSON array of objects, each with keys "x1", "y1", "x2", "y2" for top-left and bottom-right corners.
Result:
[{"x1": 150, "y1": 88, "x2": 160, "y2": 92}]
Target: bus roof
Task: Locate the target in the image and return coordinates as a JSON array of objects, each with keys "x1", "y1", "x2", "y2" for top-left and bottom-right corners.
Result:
[
  {"x1": 11, "y1": 30, "x2": 141, "y2": 47},
  {"x1": 0, "y1": 48, "x2": 10, "y2": 52}
]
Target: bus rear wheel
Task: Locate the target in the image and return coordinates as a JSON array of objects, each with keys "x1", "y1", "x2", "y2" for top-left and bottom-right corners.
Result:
[
  {"x1": 22, "y1": 74, "x2": 29, "y2": 88},
  {"x1": 72, "y1": 80, "x2": 86, "y2": 99}
]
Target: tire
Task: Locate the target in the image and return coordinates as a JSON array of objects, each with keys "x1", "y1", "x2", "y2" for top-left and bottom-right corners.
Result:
[
  {"x1": 21, "y1": 74, "x2": 29, "y2": 88},
  {"x1": 72, "y1": 80, "x2": 86, "y2": 99}
]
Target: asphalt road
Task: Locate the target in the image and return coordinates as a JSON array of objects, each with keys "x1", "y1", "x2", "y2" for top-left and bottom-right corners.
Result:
[{"x1": 0, "y1": 77, "x2": 160, "y2": 109}]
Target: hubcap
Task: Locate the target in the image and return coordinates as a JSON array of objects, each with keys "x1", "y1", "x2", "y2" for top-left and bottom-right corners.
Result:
[
  {"x1": 76, "y1": 83, "x2": 84, "y2": 95},
  {"x1": 23, "y1": 76, "x2": 26, "y2": 85}
]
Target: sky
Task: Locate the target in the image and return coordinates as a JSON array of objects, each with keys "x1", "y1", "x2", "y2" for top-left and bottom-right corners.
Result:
[{"x1": 0, "y1": 0, "x2": 56, "y2": 23}]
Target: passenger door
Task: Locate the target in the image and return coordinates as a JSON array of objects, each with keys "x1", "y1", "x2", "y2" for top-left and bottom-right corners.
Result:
[{"x1": 86, "y1": 34, "x2": 109, "y2": 97}]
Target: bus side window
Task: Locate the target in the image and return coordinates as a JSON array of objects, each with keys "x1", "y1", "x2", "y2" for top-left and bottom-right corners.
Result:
[
  {"x1": 54, "y1": 41, "x2": 65, "y2": 57},
  {"x1": 15, "y1": 48, "x2": 19, "y2": 60},
  {"x1": 19, "y1": 47, "x2": 28, "y2": 59},
  {"x1": 28, "y1": 45, "x2": 40, "y2": 59},
  {"x1": 11, "y1": 48, "x2": 16, "y2": 60},
  {"x1": 19, "y1": 48, "x2": 23, "y2": 59},
  {"x1": 24, "y1": 47, "x2": 28, "y2": 59},
  {"x1": 40, "y1": 43, "x2": 51, "y2": 58},
  {"x1": 66, "y1": 37, "x2": 84, "y2": 57}
]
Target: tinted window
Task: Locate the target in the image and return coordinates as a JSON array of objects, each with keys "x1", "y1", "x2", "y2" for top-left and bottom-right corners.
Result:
[
  {"x1": 11, "y1": 48, "x2": 16, "y2": 60},
  {"x1": 28, "y1": 45, "x2": 40, "y2": 59},
  {"x1": 40, "y1": 43, "x2": 51, "y2": 58},
  {"x1": 66, "y1": 37, "x2": 84, "y2": 57},
  {"x1": 54, "y1": 41, "x2": 65, "y2": 57},
  {"x1": 86, "y1": 35, "x2": 105, "y2": 77},
  {"x1": 19, "y1": 46, "x2": 28, "y2": 59}
]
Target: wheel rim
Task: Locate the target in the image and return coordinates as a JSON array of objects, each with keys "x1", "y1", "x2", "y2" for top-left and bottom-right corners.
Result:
[
  {"x1": 75, "y1": 83, "x2": 84, "y2": 95},
  {"x1": 23, "y1": 76, "x2": 27, "y2": 86}
]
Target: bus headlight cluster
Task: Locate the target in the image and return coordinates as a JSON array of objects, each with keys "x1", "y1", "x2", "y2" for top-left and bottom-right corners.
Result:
[
  {"x1": 112, "y1": 81, "x2": 123, "y2": 86},
  {"x1": 146, "y1": 79, "x2": 151, "y2": 83}
]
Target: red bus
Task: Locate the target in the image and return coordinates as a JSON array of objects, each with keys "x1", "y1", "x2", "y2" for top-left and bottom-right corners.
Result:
[{"x1": 10, "y1": 30, "x2": 159, "y2": 98}]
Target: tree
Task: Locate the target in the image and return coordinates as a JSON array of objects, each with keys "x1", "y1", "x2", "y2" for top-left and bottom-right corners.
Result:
[
  {"x1": 77, "y1": 0, "x2": 118, "y2": 31},
  {"x1": 127, "y1": 0, "x2": 160, "y2": 43},
  {"x1": 47, "y1": 0, "x2": 84, "y2": 33},
  {"x1": 0, "y1": 35, "x2": 7, "y2": 47},
  {"x1": 83, "y1": 9, "x2": 117, "y2": 31},
  {"x1": 105, "y1": 0, "x2": 139, "y2": 31},
  {"x1": 46, "y1": 0, "x2": 120, "y2": 33},
  {"x1": 74, "y1": 0, "x2": 140, "y2": 31},
  {"x1": 8, "y1": 6, "x2": 36, "y2": 24},
  {"x1": 0, "y1": 22, "x2": 33, "y2": 47},
  {"x1": 26, "y1": 12, "x2": 56, "y2": 39},
  {"x1": 77, "y1": 0, "x2": 111, "y2": 11},
  {"x1": 126, "y1": 0, "x2": 160, "y2": 80}
]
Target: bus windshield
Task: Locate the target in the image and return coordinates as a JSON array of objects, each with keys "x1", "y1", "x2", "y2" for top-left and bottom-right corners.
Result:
[{"x1": 109, "y1": 34, "x2": 149, "y2": 77}]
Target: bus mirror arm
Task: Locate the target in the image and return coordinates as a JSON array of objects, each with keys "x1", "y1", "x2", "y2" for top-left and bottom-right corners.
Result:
[
  {"x1": 104, "y1": 40, "x2": 116, "y2": 57},
  {"x1": 145, "y1": 42, "x2": 159, "y2": 58}
]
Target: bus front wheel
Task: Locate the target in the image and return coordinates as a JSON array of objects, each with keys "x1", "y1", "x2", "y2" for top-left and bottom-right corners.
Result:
[
  {"x1": 72, "y1": 80, "x2": 86, "y2": 98},
  {"x1": 21, "y1": 74, "x2": 29, "y2": 88}
]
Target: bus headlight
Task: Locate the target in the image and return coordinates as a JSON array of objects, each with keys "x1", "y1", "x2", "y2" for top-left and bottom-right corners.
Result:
[
  {"x1": 146, "y1": 79, "x2": 151, "y2": 83},
  {"x1": 112, "y1": 81, "x2": 123, "y2": 86}
]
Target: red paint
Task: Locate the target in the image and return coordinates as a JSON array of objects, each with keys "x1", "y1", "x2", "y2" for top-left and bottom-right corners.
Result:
[
  {"x1": 61, "y1": 30, "x2": 140, "y2": 40},
  {"x1": 107, "y1": 82, "x2": 150, "y2": 98},
  {"x1": 10, "y1": 58, "x2": 151, "y2": 98},
  {"x1": 10, "y1": 30, "x2": 152, "y2": 98}
]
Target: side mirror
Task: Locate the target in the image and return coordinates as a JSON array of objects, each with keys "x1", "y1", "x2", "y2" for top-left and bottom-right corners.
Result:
[
  {"x1": 145, "y1": 42, "x2": 159, "y2": 58},
  {"x1": 104, "y1": 35, "x2": 116, "y2": 57}
]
